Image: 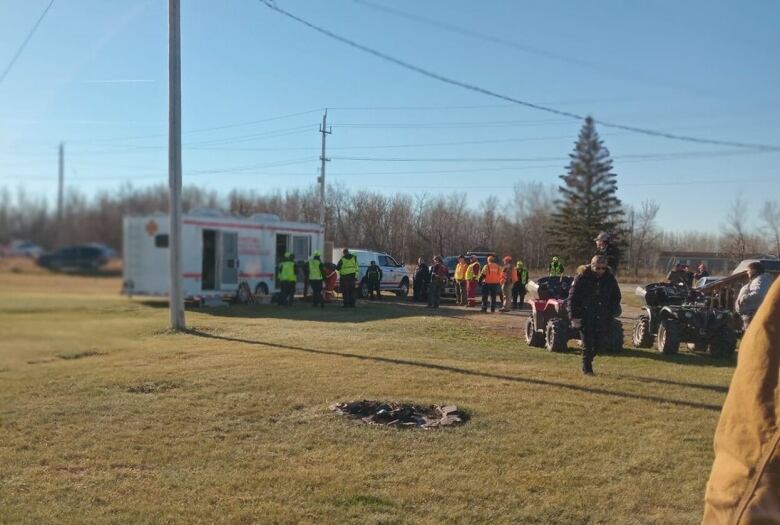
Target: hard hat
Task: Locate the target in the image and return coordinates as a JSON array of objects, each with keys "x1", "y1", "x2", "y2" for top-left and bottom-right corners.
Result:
[
  {"x1": 595, "y1": 232, "x2": 610, "y2": 242},
  {"x1": 516, "y1": 260, "x2": 524, "y2": 267},
  {"x1": 284, "y1": 251, "x2": 292, "y2": 258},
  {"x1": 487, "y1": 255, "x2": 495, "y2": 262},
  {"x1": 503, "y1": 255, "x2": 512, "y2": 263},
  {"x1": 552, "y1": 256, "x2": 559, "y2": 262},
  {"x1": 313, "y1": 250, "x2": 321, "y2": 257}
]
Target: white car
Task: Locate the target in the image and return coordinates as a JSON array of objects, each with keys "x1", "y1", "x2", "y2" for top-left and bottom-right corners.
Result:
[
  {"x1": 335, "y1": 249, "x2": 411, "y2": 297},
  {"x1": 9, "y1": 240, "x2": 45, "y2": 258}
]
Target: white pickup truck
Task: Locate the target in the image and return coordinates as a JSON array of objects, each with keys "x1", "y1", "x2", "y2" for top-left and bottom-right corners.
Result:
[{"x1": 333, "y1": 248, "x2": 411, "y2": 297}]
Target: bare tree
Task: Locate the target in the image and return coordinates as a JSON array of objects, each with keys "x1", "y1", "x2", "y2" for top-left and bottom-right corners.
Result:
[
  {"x1": 627, "y1": 200, "x2": 661, "y2": 276},
  {"x1": 721, "y1": 193, "x2": 750, "y2": 260},
  {"x1": 759, "y1": 200, "x2": 780, "y2": 259}
]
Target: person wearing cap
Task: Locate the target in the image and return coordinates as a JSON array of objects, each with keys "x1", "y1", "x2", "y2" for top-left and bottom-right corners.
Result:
[
  {"x1": 499, "y1": 255, "x2": 515, "y2": 312},
  {"x1": 428, "y1": 255, "x2": 448, "y2": 308},
  {"x1": 549, "y1": 256, "x2": 564, "y2": 277},
  {"x1": 512, "y1": 260, "x2": 529, "y2": 310},
  {"x1": 365, "y1": 260, "x2": 383, "y2": 300},
  {"x1": 453, "y1": 255, "x2": 468, "y2": 306},
  {"x1": 307, "y1": 250, "x2": 326, "y2": 308},
  {"x1": 594, "y1": 231, "x2": 621, "y2": 274},
  {"x1": 277, "y1": 251, "x2": 297, "y2": 306},
  {"x1": 479, "y1": 255, "x2": 502, "y2": 313},
  {"x1": 336, "y1": 248, "x2": 359, "y2": 307},
  {"x1": 464, "y1": 255, "x2": 481, "y2": 308},
  {"x1": 567, "y1": 255, "x2": 621, "y2": 376},
  {"x1": 735, "y1": 261, "x2": 772, "y2": 329}
]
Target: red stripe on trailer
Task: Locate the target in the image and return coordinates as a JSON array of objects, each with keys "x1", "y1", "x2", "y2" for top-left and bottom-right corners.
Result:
[
  {"x1": 183, "y1": 273, "x2": 201, "y2": 279},
  {"x1": 239, "y1": 272, "x2": 274, "y2": 278}
]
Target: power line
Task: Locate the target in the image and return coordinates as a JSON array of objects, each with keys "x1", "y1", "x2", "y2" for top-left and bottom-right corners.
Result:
[
  {"x1": 260, "y1": 0, "x2": 780, "y2": 151},
  {"x1": 0, "y1": 0, "x2": 55, "y2": 88}
]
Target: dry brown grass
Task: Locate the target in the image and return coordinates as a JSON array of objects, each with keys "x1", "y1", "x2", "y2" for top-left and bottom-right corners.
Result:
[{"x1": 0, "y1": 270, "x2": 734, "y2": 524}]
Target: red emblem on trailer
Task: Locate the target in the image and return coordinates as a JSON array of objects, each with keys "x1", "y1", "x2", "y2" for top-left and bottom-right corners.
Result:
[{"x1": 145, "y1": 220, "x2": 158, "y2": 236}]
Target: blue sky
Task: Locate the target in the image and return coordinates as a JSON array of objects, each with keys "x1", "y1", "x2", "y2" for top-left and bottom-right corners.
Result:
[{"x1": 1, "y1": 0, "x2": 778, "y2": 232}]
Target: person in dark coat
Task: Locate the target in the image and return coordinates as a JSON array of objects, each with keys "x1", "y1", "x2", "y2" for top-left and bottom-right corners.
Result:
[
  {"x1": 666, "y1": 263, "x2": 688, "y2": 286},
  {"x1": 567, "y1": 255, "x2": 622, "y2": 376},
  {"x1": 412, "y1": 257, "x2": 430, "y2": 302},
  {"x1": 594, "y1": 231, "x2": 620, "y2": 275},
  {"x1": 365, "y1": 260, "x2": 383, "y2": 300}
]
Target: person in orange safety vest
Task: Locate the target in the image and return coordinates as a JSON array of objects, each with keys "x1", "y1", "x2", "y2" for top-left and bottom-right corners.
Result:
[{"x1": 479, "y1": 255, "x2": 502, "y2": 313}]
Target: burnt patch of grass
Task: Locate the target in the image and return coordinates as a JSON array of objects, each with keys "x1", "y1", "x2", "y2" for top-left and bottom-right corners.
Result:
[
  {"x1": 126, "y1": 380, "x2": 180, "y2": 394},
  {"x1": 56, "y1": 350, "x2": 105, "y2": 360}
]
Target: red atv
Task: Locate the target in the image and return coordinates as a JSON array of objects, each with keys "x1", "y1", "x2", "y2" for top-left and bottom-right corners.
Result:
[{"x1": 524, "y1": 276, "x2": 623, "y2": 353}]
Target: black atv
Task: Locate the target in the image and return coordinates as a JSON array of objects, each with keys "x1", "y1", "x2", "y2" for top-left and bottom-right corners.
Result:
[{"x1": 632, "y1": 282, "x2": 738, "y2": 358}]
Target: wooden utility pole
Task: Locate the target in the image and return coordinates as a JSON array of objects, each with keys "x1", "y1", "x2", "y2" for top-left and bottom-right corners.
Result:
[
  {"x1": 57, "y1": 142, "x2": 64, "y2": 246},
  {"x1": 168, "y1": 0, "x2": 185, "y2": 330},
  {"x1": 318, "y1": 109, "x2": 331, "y2": 228}
]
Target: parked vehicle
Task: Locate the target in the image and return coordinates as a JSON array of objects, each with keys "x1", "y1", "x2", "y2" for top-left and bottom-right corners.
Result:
[
  {"x1": 695, "y1": 276, "x2": 724, "y2": 288},
  {"x1": 632, "y1": 282, "x2": 739, "y2": 358},
  {"x1": 86, "y1": 242, "x2": 117, "y2": 259},
  {"x1": 37, "y1": 245, "x2": 109, "y2": 272},
  {"x1": 442, "y1": 250, "x2": 497, "y2": 296},
  {"x1": 9, "y1": 240, "x2": 45, "y2": 258},
  {"x1": 123, "y1": 210, "x2": 324, "y2": 301},
  {"x1": 333, "y1": 248, "x2": 411, "y2": 297},
  {"x1": 525, "y1": 276, "x2": 623, "y2": 353}
]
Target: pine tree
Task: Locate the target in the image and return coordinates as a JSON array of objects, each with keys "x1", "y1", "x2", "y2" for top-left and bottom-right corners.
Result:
[{"x1": 549, "y1": 116, "x2": 624, "y2": 267}]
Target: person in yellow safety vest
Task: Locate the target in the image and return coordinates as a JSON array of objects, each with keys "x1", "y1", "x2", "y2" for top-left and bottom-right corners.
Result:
[
  {"x1": 499, "y1": 255, "x2": 515, "y2": 312},
  {"x1": 453, "y1": 255, "x2": 468, "y2": 305},
  {"x1": 336, "y1": 248, "x2": 359, "y2": 308},
  {"x1": 479, "y1": 255, "x2": 502, "y2": 313},
  {"x1": 307, "y1": 250, "x2": 326, "y2": 308},
  {"x1": 277, "y1": 251, "x2": 297, "y2": 306},
  {"x1": 512, "y1": 260, "x2": 529, "y2": 310},
  {"x1": 464, "y1": 255, "x2": 481, "y2": 307},
  {"x1": 549, "y1": 256, "x2": 564, "y2": 277}
]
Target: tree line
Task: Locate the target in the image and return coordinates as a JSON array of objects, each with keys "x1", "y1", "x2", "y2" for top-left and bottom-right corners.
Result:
[{"x1": 2, "y1": 118, "x2": 778, "y2": 272}]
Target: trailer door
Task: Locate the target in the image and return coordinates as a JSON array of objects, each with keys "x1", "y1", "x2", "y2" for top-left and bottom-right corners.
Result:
[{"x1": 221, "y1": 231, "x2": 239, "y2": 286}]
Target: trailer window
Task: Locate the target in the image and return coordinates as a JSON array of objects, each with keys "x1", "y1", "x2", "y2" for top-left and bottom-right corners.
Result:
[
  {"x1": 292, "y1": 236, "x2": 311, "y2": 261},
  {"x1": 155, "y1": 234, "x2": 169, "y2": 248}
]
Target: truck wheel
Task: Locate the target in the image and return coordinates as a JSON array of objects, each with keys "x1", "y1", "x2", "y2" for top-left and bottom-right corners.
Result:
[
  {"x1": 604, "y1": 319, "x2": 623, "y2": 354},
  {"x1": 254, "y1": 283, "x2": 269, "y2": 297},
  {"x1": 632, "y1": 315, "x2": 653, "y2": 348},
  {"x1": 545, "y1": 318, "x2": 568, "y2": 352},
  {"x1": 396, "y1": 278, "x2": 409, "y2": 297},
  {"x1": 709, "y1": 327, "x2": 737, "y2": 359},
  {"x1": 525, "y1": 317, "x2": 545, "y2": 347},
  {"x1": 657, "y1": 319, "x2": 681, "y2": 355}
]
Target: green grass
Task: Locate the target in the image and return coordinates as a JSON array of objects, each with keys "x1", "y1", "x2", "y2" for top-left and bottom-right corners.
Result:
[{"x1": 0, "y1": 272, "x2": 733, "y2": 524}]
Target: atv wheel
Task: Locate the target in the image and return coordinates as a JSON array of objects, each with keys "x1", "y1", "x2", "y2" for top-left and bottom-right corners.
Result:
[
  {"x1": 525, "y1": 317, "x2": 545, "y2": 347},
  {"x1": 657, "y1": 319, "x2": 681, "y2": 355},
  {"x1": 632, "y1": 315, "x2": 653, "y2": 348},
  {"x1": 709, "y1": 327, "x2": 737, "y2": 359},
  {"x1": 544, "y1": 318, "x2": 568, "y2": 352},
  {"x1": 602, "y1": 319, "x2": 623, "y2": 354}
]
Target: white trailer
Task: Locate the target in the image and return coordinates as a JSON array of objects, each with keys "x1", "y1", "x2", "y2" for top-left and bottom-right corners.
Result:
[{"x1": 123, "y1": 209, "x2": 324, "y2": 301}]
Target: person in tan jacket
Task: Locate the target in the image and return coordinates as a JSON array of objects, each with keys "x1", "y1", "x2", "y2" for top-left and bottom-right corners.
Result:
[{"x1": 702, "y1": 276, "x2": 780, "y2": 524}]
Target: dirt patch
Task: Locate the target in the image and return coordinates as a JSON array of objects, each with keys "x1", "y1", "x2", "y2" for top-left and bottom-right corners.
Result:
[
  {"x1": 330, "y1": 400, "x2": 468, "y2": 429},
  {"x1": 56, "y1": 351, "x2": 105, "y2": 360},
  {"x1": 126, "y1": 381, "x2": 180, "y2": 394}
]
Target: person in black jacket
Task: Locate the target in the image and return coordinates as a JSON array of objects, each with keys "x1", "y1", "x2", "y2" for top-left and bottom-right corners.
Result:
[
  {"x1": 567, "y1": 255, "x2": 622, "y2": 376},
  {"x1": 412, "y1": 257, "x2": 430, "y2": 302},
  {"x1": 594, "y1": 231, "x2": 620, "y2": 275}
]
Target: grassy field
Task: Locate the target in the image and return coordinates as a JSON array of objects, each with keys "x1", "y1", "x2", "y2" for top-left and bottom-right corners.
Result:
[{"x1": 0, "y1": 267, "x2": 734, "y2": 524}]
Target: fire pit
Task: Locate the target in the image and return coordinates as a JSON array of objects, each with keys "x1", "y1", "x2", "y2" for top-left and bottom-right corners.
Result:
[{"x1": 330, "y1": 400, "x2": 468, "y2": 429}]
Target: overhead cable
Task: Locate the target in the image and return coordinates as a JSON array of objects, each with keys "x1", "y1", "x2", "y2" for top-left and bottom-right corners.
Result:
[{"x1": 260, "y1": 0, "x2": 780, "y2": 151}]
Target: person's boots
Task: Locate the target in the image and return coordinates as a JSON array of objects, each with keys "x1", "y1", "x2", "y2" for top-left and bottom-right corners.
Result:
[{"x1": 582, "y1": 359, "x2": 595, "y2": 376}]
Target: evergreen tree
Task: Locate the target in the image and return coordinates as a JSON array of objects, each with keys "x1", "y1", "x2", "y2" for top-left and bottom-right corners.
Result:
[{"x1": 549, "y1": 116, "x2": 624, "y2": 267}]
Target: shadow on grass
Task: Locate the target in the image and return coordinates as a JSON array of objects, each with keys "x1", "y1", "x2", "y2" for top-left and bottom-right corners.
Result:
[
  {"x1": 139, "y1": 297, "x2": 488, "y2": 324},
  {"x1": 608, "y1": 374, "x2": 729, "y2": 394},
  {"x1": 613, "y1": 347, "x2": 735, "y2": 368},
  {"x1": 186, "y1": 329, "x2": 724, "y2": 412}
]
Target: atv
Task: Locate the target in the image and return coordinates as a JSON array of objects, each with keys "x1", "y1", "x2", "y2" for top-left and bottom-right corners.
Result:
[
  {"x1": 632, "y1": 282, "x2": 739, "y2": 358},
  {"x1": 524, "y1": 276, "x2": 623, "y2": 353}
]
